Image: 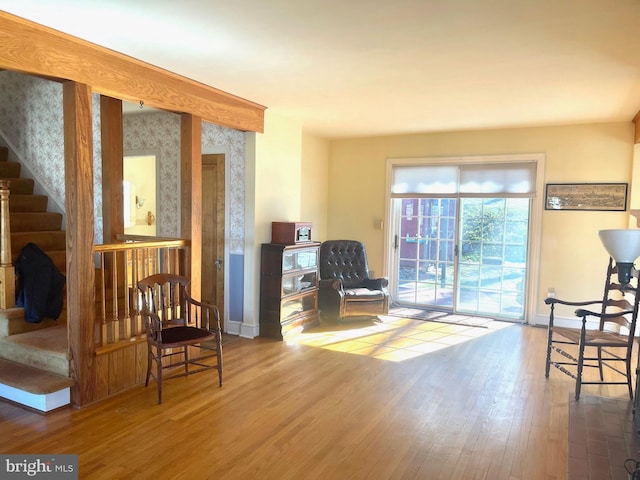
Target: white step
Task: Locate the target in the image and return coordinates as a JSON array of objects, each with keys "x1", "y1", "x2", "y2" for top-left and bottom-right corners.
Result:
[{"x1": 0, "y1": 358, "x2": 73, "y2": 412}]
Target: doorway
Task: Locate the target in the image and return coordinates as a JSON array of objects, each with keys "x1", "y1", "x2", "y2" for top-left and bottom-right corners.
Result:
[
  {"x1": 123, "y1": 154, "x2": 157, "y2": 236},
  {"x1": 202, "y1": 153, "x2": 225, "y2": 330}
]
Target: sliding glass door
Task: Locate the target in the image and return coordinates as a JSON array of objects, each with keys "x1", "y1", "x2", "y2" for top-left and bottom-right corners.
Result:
[
  {"x1": 389, "y1": 158, "x2": 537, "y2": 322},
  {"x1": 393, "y1": 197, "x2": 529, "y2": 320}
]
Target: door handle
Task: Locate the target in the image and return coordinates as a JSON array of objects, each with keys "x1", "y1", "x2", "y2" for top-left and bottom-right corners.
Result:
[{"x1": 215, "y1": 257, "x2": 223, "y2": 271}]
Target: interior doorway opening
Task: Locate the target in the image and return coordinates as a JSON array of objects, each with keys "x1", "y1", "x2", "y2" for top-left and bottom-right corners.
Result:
[{"x1": 123, "y1": 153, "x2": 157, "y2": 236}]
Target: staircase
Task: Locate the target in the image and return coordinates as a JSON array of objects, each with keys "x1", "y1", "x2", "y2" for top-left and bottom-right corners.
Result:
[{"x1": 0, "y1": 145, "x2": 73, "y2": 413}]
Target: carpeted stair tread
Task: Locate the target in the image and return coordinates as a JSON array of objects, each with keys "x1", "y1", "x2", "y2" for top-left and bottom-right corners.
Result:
[
  {"x1": 0, "y1": 308, "x2": 59, "y2": 336},
  {"x1": 0, "y1": 325, "x2": 70, "y2": 376},
  {"x1": 1, "y1": 177, "x2": 34, "y2": 195},
  {"x1": 8, "y1": 194, "x2": 48, "y2": 212},
  {"x1": 10, "y1": 212, "x2": 63, "y2": 231},
  {"x1": 0, "y1": 357, "x2": 73, "y2": 395},
  {"x1": 0, "y1": 161, "x2": 21, "y2": 178},
  {"x1": 11, "y1": 231, "x2": 66, "y2": 255},
  {"x1": 2, "y1": 324, "x2": 69, "y2": 356}
]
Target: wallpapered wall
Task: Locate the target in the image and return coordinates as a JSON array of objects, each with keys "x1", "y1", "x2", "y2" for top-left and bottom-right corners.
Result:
[
  {"x1": 0, "y1": 70, "x2": 246, "y2": 253},
  {"x1": 0, "y1": 70, "x2": 104, "y2": 241},
  {"x1": 0, "y1": 70, "x2": 246, "y2": 324},
  {"x1": 123, "y1": 111, "x2": 246, "y2": 253}
]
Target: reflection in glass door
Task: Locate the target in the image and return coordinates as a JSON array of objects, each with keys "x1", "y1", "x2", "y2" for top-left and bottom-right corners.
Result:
[
  {"x1": 397, "y1": 198, "x2": 457, "y2": 308},
  {"x1": 457, "y1": 198, "x2": 529, "y2": 319},
  {"x1": 394, "y1": 197, "x2": 530, "y2": 320}
]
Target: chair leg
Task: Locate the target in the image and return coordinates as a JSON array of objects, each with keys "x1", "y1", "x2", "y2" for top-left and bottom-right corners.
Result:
[
  {"x1": 627, "y1": 357, "x2": 634, "y2": 399},
  {"x1": 156, "y1": 350, "x2": 163, "y2": 404},
  {"x1": 575, "y1": 345, "x2": 585, "y2": 401},
  {"x1": 145, "y1": 347, "x2": 152, "y2": 387},
  {"x1": 597, "y1": 346, "x2": 604, "y2": 381},
  {"x1": 216, "y1": 332, "x2": 223, "y2": 387},
  {"x1": 545, "y1": 328, "x2": 553, "y2": 379},
  {"x1": 184, "y1": 346, "x2": 189, "y2": 375}
]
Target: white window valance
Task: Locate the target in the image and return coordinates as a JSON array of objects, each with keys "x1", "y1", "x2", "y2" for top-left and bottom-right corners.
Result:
[{"x1": 391, "y1": 161, "x2": 537, "y2": 198}]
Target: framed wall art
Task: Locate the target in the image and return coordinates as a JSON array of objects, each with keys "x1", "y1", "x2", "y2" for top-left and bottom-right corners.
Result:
[{"x1": 544, "y1": 183, "x2": 628, "y2": 211}]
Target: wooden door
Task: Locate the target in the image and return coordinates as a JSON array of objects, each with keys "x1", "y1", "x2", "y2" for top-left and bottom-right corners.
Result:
[{"x1": 202, "y1": 154, "x2": 225, "y2": 329}]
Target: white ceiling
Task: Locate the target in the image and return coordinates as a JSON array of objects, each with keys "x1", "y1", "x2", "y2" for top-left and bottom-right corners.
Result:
[{"x1": 3, "y1": 0, "x2": 640, "y2": 138}]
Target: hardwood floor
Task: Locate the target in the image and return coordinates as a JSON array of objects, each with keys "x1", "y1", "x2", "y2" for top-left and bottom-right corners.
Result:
[{"x1": 0, "y1": 317, "x2": 635, "y2": 479}]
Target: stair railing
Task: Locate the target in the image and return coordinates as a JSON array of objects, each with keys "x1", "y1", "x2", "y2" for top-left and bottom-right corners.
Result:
[
  {"x1": 93, "y1": 235, "x2": 190, "y2": 350},
  {"x1": 0, "y1": 179, "x2": 14, "y2": 309}
]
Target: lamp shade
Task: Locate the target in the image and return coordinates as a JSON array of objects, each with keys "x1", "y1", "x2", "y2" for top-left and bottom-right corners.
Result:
[{"x1": 598, "y1": 229, "x2": 640, "y2": 262}]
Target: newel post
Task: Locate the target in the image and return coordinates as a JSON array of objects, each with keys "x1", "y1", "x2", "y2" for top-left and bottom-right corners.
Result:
[{"x1": 0, "y1": 179, "x2": 15, "y2": 309}]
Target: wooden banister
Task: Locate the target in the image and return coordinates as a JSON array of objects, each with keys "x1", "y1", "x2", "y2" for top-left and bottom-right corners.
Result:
[
  {"x1": 0, "y1": 179, "x2": 15, "y2": 309},
  {"x1": 93, "y1": 237, "x2": 189, "y2": 350}
]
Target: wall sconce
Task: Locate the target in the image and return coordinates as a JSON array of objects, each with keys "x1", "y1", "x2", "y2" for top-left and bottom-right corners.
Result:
[
  {"x1": 135, "y1": 195, "x2": 145, "y2": 209},
  {"x1": 598, "y1": 229, "x2": 640, "y2": 287}
]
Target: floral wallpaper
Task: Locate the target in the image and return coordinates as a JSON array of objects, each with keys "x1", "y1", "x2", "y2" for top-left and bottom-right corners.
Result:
[
  {"x1": 123, "y1": 112, "x2": 246, "y2": 253},
  {"x1": 0, "y1": 70, "x2": 246, "y2": 254}
]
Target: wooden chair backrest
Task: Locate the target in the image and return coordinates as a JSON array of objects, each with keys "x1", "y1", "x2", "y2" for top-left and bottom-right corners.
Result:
[
  {"x1": 138, "y1": 273, "x2": 191, "y2": 328},
  {"x1": 599, "y1": 258, "x2": 640, "y2": 339}
]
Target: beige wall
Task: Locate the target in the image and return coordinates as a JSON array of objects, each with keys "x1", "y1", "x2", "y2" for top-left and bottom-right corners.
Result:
[
  {"x1": 328, "y1": 122, "x2": 635, "y2": 323},
  {"x1": 243, "y1": 113, "x2": 331, "y2": 337},
  {"x1": 301, "y1": 132, "x2": 330, "y2": 242}
]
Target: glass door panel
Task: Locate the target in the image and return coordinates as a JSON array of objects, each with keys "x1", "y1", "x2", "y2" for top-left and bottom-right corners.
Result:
[
  {"x1": 396, "y1": 198, "x2": 456, "y2": 309},
  {"x1": 456, "y1": 197, "x2": 529, "y2": 320}
]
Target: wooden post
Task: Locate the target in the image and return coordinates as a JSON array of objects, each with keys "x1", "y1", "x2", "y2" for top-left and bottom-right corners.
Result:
[
  {"x1": 180, "y1": 114, "x2": 202, "y2": 301},
  {"x1": 0, "y1": 179, "x2": 14, "y2": 309},
  {"x1": 64, "y1": 81, "x2": 96, "y2": 406},
  {"x1": 100, "y1": 95, "x2": 124, "y2": 242}
]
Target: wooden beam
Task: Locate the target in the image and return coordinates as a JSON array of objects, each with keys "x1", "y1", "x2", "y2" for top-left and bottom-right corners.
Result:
[
  {"x1": 181, "y1": 114, "x2": 202, "y2": 301},
  {"x1": 0, "y1": 11, "x2": 265, "y2": 133},
  {"x1": 63, "y1": 81, "x2": 96, "y2": 407},
  {"x1": 634, "y1": 110, "x2": 640, "y2": 144},
  {"x1": 100, "y1": 96, "x2": 124, "y2": 243}
]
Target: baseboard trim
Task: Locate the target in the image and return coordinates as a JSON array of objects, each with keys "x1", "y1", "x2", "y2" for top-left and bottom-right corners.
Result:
[{"x1": 533, "y1": 312, "x2": 599, "y2": 330}]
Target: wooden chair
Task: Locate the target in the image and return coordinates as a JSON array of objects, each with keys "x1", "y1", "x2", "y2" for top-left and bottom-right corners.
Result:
[
  {"x1": 137, "y1": 273, "x2": 223, "y2": 404},
  {"x1": 545, "y1": 257, "x2": 640, "y2": 400}
]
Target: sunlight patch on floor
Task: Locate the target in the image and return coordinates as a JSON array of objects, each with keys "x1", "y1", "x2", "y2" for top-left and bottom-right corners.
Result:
[{"x1": 287, "y1": 315, "x2": 514, "y2": 362}]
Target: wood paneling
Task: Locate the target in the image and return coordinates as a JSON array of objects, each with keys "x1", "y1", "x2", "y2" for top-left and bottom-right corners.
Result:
[
  {"x1": 0, "y1": 11, "x2": 265, "y2": 132},
  {"x1": 95, "y1": 342, "x2": 148, "y2": 400},
  {"x1": 63, "y1": 81, "x2": 96, "y2": 406}
]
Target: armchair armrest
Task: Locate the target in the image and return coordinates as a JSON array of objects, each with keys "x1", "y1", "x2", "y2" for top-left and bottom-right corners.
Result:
[
  {"x1": 544, "y1": 297, "x2": 603, "y2": 307},
  {"x1": 363, "y1": 277, "x2": 389, "y2": 290},
  {"x1": 319, "y1": 278, "x2": 344, "y2": 292},
  {"x1": 545, "y1": 297, "x2": 604, "y2": 328},
  {"x1": 575, "y1": 308, "x2": 633, "y2": 319},
  {"x1": 185, "y1": 292, "x2": 221, "y2": 332}
]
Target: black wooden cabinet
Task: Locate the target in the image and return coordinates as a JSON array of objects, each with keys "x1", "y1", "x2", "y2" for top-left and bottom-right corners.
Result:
[{"x1": 260, "y1": 242, "x2": 321, "y2": 340}]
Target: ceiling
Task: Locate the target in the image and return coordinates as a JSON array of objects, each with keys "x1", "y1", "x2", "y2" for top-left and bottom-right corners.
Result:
[{"x1": 2, "y1": 0, "x2": 640, "y2": 139}]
